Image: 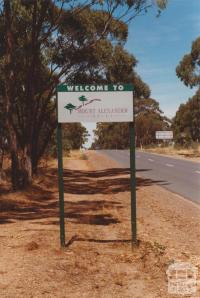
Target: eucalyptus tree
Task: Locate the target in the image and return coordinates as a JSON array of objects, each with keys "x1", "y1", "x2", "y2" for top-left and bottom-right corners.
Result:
[
  {"x1": 1, "y1": 0, "x2": 167, "y2": 189},
  {"x1": 172, "y1": 90, "x2": 200, "y2": 145},
  {"x1": 174, "y1": 37, "x2": 200, "y2": 145},
  {"x1": 176, "y1": 37, "x2": 200, "y2": 88}
]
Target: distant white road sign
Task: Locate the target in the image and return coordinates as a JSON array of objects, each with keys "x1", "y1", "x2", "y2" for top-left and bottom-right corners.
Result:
[
  {"x1": 57, "y1": 84, "x2": 133, "y2": 123},
  {"x1": 156, "y1": 131, "x2": 173, "y2": 140}
]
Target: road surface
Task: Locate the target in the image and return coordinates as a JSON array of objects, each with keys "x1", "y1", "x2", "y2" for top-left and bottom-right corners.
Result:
[{"x1": 98, "y1": 150, "x2": 200, "y2": 204}]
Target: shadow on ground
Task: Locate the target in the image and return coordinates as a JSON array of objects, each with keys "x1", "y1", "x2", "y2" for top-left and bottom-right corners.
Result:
[
  {"x1": 65, "y1": 235, "x2": 133, "y2": 248},
  {"x1": 0, "y1": 167, "x2": 168, "y2": 226},
  {"x1": 44, "y1": 167, "x2": 168, "y2": 195}
]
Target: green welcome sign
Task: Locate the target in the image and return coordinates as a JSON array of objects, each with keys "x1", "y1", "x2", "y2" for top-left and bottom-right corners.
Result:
[
  {"x1": 56, "y1": 84, "x2": 136, "y2": 248},
  {"x1": 57, "y1": 84, "x2": 133, "y2": 123}
]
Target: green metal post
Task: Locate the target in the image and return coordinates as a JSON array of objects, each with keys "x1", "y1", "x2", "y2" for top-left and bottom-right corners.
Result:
[
  {"x1": 130, "y1": 112, "x2": 137, "y2": 245},
  {"x1": 57, "y1": 102, "x2": 66, "y2": 247}
]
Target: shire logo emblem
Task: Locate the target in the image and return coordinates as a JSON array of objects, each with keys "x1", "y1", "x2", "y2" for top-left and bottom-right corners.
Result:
[{"x1": 64, "y1": 95, "x2": 101, "y2": 114}]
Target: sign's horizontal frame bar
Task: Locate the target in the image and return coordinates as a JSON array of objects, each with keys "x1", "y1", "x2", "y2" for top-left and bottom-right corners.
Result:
[{"x1": 57, "y1": 84, "x2": 133, "y2": 92}]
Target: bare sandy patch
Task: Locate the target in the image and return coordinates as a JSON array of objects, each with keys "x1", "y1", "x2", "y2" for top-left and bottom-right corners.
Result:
[{"x1": 0, "y1": 150, "x2": 199, "y2": 297}]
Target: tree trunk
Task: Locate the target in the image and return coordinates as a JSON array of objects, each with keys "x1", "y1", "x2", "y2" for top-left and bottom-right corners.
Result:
[
  {"x1": 11, "y1": 147, "x2": 32, "y2": 190},
  {"x1": 0, "y1": 148, "x2": 4, "y2": 181},
  {"x1": 4, "y1": 0, "x2": 33, "y2": 190}
]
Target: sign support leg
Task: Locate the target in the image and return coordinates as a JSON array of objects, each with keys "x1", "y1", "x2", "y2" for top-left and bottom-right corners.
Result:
[
  {"x1": 57, "y1": 123, "x2": 66, "y2": 247},
  {"x1": 130, "y1": 121, "x2": 137, "y2": 245}
]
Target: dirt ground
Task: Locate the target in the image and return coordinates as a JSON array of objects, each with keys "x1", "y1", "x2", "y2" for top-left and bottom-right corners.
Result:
[{"x1": 0, "y1": 151, "x2": 200, "y2": 298}]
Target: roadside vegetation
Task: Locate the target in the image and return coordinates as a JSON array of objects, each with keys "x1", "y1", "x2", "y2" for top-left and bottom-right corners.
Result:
[
  {"x1": 143, "y1": 143, "x2": 200, "y2": 161},
  {"x1": 174, "y1": 37, "x2": 200, "y2": 147},
  {"x1": 0, "y1": 0, "x2": 167, "y2": 190},
  {"x1": 92, "y1": 37, "x2": 200, "y2": 153},
  {"x1": 1, "y1": 2, "x2": 200, "y2": 297}
]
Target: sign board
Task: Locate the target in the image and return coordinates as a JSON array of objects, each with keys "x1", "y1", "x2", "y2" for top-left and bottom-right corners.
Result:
[
  {"x1": 56, "y1": 83, "x2": 136, "y2": 247},
  {"x1": 156, "y1": 131, "x2": 173, "y2": 140},
  {"x1": 57, "y1": 84, "x2": 133, "y2": 123}
]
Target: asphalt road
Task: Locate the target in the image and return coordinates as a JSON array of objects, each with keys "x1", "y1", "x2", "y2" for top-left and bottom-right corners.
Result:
[{"x1": 98, "y1": 150, "x2": 200, "y2": 204}]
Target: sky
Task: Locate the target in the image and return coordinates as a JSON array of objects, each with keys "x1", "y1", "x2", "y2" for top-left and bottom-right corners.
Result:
[{"x1": 84, "y1": 0, "x2": 200, "y2": 147}]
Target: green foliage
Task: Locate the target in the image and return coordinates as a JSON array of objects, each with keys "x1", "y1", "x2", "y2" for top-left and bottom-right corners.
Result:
[
  {"x1": 65, "y1": 103, "x2": 76, "y2": 114},
  {"x1": 48, "y1": 123, "x2": 89, "y2": 157},
  {"x1": 79, "y1": 95, "x2": 88, "y2": 105},
  {"x1": 62, "y1": 124, "x2": 89, "y2": 150},
  {"x1": 176, "y1": 37, "x2": 200, "y2": 88},
  {"x1": 172, "y1": 90, "x2": 200, "y2": 145},
  {"x1": 0, "y1": 1, "x2": 134, "y2": 181},
  {"x1": 0, "y1": 0, "x2": 167, "y2": 188},
  {"x1": 92, "y1": 123, "x2": 130, "y2": 149},
  {"x1": 175, "y1": 37, "x2": 200, "y2": 146},
  {"x1": 135, "y1": 97, "x2": 170, "y2": 146}
]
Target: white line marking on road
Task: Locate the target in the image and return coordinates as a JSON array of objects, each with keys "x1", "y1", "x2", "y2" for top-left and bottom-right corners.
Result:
[
  {"x1": 148, "y1": 158, "x2": 154, "y2": 162},
  {"x1": 195, "y1": 170, "x2": 200, "y2": 174},
  {"x1": 166, "y1": 163, "x2": 174, "y2": 167}
]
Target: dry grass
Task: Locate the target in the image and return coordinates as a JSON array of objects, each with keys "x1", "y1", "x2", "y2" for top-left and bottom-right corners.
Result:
[{"x1": 144, "y1": 145, "x2": 200, "y2": 162}]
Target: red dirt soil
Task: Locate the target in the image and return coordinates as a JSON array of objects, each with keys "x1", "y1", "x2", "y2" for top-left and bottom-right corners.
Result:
[{"x1": 0, "y1": 151, "x2": 200, "y2": 297}]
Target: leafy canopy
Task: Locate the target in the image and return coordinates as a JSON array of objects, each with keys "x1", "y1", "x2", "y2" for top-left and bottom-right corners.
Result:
[
  {"x1": 175, "y1": 36, "x2": 200, "y2": 145},
  {"x1": 172, "y1": 90, "x2": 200, "y2": 144},
  {"x1": 176, "y1": 37, "x2": 200, "y2": 88}
]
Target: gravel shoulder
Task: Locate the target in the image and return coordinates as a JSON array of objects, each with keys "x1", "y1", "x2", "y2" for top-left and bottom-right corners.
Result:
[{"x1": 0, "y1": 151, "x2": 200, "y2": 297}]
